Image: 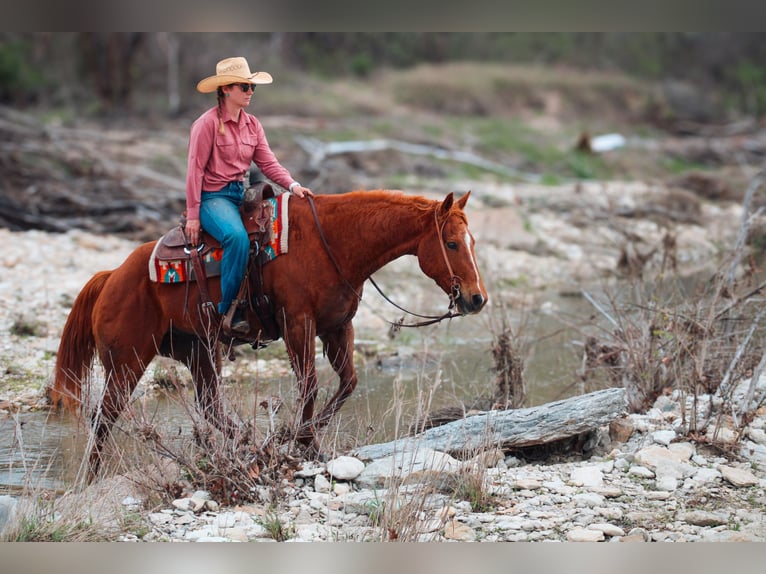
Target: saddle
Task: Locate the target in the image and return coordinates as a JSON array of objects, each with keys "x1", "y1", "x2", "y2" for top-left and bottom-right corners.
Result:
[
  {"x1": 156, "y1": 182, "x2": 281, "y2": 342},
  {"x1": 154, "y1": 182, "x2": 277, "y2": 262}
]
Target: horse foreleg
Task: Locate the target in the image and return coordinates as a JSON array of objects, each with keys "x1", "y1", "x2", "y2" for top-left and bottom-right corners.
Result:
[
  {"x1": 282, "y1": 318, "x2": 319, "y2": 445},
  {"x1": 315, "y1": 322, "x2": 358, "y2": 430}
]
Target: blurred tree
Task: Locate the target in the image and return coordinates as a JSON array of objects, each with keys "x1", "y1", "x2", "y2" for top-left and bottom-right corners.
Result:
[
  {"x1": 75, "y1": 32, "x2": 146, "y2": 113},
  {"x1": 156, "y1": 32, "x2": 181, "y2": 116}
]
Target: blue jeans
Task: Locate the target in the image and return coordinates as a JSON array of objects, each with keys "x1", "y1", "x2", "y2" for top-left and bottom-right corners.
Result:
[{"x1": 199, "y1": 181, "x2": 249, "y2": 315}]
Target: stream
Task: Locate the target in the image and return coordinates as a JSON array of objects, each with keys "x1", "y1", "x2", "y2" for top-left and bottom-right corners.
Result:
[{"x1": 1, "y1": 285, "x2": 599, "y2": 493}]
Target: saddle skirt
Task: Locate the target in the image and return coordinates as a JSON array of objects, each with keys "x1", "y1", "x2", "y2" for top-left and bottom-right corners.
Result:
[{"x1": 149, "y1": 184, "x2": 290, "y2": 283}]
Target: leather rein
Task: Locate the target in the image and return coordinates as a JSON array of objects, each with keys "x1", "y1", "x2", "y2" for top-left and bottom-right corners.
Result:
[{"x1": 307, "y1": 195, "x2": 463, "y2": 328}]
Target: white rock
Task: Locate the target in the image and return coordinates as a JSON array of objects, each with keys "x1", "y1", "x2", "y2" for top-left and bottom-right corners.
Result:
[
  {"x1": 718, "y1": 465, "x2": 759, "y2": 487},
  {"x1": 172, "y1": 497, "x2": 205, "y2": 513},
  {"x1": 569, "y1": 466, "x2": 604, "y2": 488},
  {"x1": 656, "y1": 476, "x2": 678, "y2": 491},
  {"x1": 746, "y1": 428, "x2": 766, "y2": 445},
  {"x1": 355, "y1": 448, "x2": 460, "y2": 489},
  {"x1": 326, "y1": 456, "x2": 365, "y2": 480},
  {"x1": 333, "y1": 482, "x2": 351, "y2": 496},
  {"x1": 588, "y1": 523, "x2": 625, "y2": 537},
  {"x1": 628, "y1": 465, "x2": 655, "y2": 478},
  {"x1": 295, "y1": 463, "x2": 326, "y2": 478},
  {"x1": 652, "y1": 430, "x2": 677, "y2": 446},
  {"x1": 692, "y1": 467, "x2": 721, "y2": 483},
  {"x1": 567, "y1": 527, "x2": 605, "y2": 542},
  {"x1": 573, "y1": 493, "x2": 605, "y2": 508},
  {"x1": 121, "y1": 496, "x2": 141, "y2": 509},
  {"x1": 314, "y1": 473, "x2": 331, "y2": 493}
]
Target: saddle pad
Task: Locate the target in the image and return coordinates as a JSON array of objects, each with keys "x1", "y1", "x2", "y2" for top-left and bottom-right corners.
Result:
[{"x1": 149, "y1": 193, "x2": 290, "y2": 283}]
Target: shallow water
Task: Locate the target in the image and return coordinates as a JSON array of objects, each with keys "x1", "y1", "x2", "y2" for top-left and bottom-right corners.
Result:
[{"x1": 0, "y1": 287, "x2": 598, "y2": 492}]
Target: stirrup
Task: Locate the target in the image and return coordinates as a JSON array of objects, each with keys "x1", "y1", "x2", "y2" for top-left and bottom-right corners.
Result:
[{"x1": 222, "y1": 300, "x2": 250, "y2": 335}]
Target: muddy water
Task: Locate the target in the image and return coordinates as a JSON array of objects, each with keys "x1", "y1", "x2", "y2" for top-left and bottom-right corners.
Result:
[{"x1": 0, "y1": 289, "x2": 595, "y2": 492}]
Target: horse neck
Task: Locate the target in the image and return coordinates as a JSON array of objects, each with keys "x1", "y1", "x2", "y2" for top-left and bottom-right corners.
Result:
[{"x1": 318, "y1": 193, "x2": 432, "y2": 282}]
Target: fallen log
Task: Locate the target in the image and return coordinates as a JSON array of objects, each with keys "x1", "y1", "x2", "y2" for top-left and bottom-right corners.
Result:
[
  {"x1": 353, "y1": 387, "x2": 627, "y2": 461},
  {"x1": 295, "y1": 135, "x2": 544, "y2": 183}
]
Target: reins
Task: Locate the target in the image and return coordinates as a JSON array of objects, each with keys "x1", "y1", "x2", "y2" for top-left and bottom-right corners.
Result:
[{"x1": 307, "y1": 195, "x2": 463, "y2": 328}]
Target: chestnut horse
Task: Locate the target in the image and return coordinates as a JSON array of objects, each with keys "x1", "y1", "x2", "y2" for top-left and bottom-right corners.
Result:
[{"x1": 48, "y1": 189, "x2": 487, "y2": 476}]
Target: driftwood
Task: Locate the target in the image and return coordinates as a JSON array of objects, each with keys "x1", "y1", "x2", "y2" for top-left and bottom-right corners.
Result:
[
  {"x1": 353, "y1": 387, "x2": 627, "y2": 461},
  {"x1": 295, "y1": 135, "x2": 544, "y2": 183}
]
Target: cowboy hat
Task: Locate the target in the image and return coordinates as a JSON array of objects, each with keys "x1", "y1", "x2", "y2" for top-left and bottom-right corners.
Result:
[{"x1": 196, "y1": 56, "x2": 274, "y2": 93}]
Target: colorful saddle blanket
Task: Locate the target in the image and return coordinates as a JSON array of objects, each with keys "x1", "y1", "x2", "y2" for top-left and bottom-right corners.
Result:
[{"x1": 149, "y1": 193, "x2": 289, "y2": 283}]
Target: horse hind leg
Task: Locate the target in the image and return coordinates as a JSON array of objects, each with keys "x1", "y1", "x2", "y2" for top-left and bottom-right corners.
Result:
[{"x1": 88, "y1": 351, "x2": 152, "y2": 480}]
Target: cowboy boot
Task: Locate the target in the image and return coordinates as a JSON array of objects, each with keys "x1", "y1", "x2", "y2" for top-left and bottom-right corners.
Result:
[{"x1": 223, "y1": 299, "x2": 250, "y2": 335}]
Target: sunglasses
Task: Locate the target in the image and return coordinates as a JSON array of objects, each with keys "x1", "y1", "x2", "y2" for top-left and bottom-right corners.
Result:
[{"x1": 233, "y1": 83, "x2": 257, "y2": 93}]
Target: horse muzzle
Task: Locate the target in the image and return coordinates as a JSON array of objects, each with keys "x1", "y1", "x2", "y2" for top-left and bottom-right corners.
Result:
[{"x1": 455, "y1": 292, "x2": 487, "y2": 315}]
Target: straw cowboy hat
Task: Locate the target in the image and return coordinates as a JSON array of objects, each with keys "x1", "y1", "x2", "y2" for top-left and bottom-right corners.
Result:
[{"x1": 196, "y1": 56, "x2": 274, "y2": 93}]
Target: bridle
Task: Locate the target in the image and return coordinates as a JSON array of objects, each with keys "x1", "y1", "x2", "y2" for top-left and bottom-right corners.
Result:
[{"x1": 307, "y1": 196, "x2": 464, "y2": 328}]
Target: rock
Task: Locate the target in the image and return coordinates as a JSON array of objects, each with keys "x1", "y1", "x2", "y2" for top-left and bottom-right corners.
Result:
[
  {"x1": 172, "y1": 497, "x2": 205, "y2": 513},
  {"x1": 652, "y1": 430, "x2": 677, "y2": 446},
  {"x1": 569, "y1": 466, "x2": 604, "y2": 488},
  {"x1": 656, "y1": 475, "x2": 678, "y2": 491},
  {"x1": 314, "y1": 473, "x2": 331, "y2": 493},
  {"x1": 692, "y1": 467, "x2": 721, "y2": 483},
  {"x1": 625, "y1": 527, "x2": 650, "y2": 541},
  {"x1": 718, "y1": 465, "x2": 759, "y2": 487},
  {"x1": 121, "y1": 496, "x2": 141, "y2": 510},
  {"x1": 588, "y1": 523, "x2": 625, "y2": 537},
  {"x1": 746, "y1": 428, "x2": 766, "y2": 446},
  {"x1": 333, "y1": 482, "x2": 351, "y2": 496},
  {"x1": 740, "y1": 441, "x2": 766, "y2": 466},
  {"x1": 680, "y1": 510, "x2": 728, "y2": 526},
  {"x1": 628, "y1": 465, "x2": 655, "y2": 478},
  {"x1": 634, "y1": 445, "x2": 694, "y2": 480},
  {"x1": 354, "y1": 448, "x2": 460, "y2": 489},
  {"x1": 573, "y1": 493, "x2": 605, "y2": 508},
  {"x1": 326, "y1": 456, "x2": 365, "y2": 480},
  {"x1": 567, "y1": 527, "x2": 604, "y2": 542},
  {"x1": 0, "y1": 495, "x2": 17, "y2": 535},
  {"x1": 514, "y1": 478, "x2": 542, "y2": 490},
  {"x1": 443, "y1": 520, "x2": 476, "y2": 541},
  {"x1": 295, "y1": 463, "x2": 326, "y2": 478}
]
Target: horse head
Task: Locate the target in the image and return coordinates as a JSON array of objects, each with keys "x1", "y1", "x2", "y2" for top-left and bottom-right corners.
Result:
[{"x1": 417, "y1": 191, "x2": 488, "y2": 315}]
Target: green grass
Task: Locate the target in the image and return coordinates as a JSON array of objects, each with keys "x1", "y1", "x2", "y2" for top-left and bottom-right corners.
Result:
[
  {"x1": 259, "y1": 507, "x2": 293, "y2": 541},
  {"x1": 660, "y1": 156, "x2": 714, "y2": 174}
]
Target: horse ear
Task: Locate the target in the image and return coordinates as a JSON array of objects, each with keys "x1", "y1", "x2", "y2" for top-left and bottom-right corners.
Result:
[
  {"x1": 441, "y1": 192, "x2": 455, "y2": 213},
  {"x1": 456, "y1": 190, "x2": 471, "y2": 210}
]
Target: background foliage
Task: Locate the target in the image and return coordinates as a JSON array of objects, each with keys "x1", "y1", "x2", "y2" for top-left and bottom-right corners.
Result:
[{"x1": 2, "y1": 32, "x2": 766, "y2": 120}]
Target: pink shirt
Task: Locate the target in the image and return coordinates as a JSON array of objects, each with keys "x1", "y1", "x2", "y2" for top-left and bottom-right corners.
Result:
[{"x1": 185, "y1": 106, "x2": 295, "y2": 219}]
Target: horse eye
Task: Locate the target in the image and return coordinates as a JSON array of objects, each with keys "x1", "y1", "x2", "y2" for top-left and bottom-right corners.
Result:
[{"x1": 446, "y1": 241, "x2": 458, "y2": 250}]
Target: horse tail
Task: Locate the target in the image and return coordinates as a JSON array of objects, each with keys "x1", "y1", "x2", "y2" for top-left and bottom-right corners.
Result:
[{"x1": 48, "y1": 270, "x2": 111, "y2": 413}]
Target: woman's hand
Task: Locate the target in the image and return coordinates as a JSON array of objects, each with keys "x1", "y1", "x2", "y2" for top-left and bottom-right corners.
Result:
[
  {"x1": 291, "y1": 185, "x2": 314, "y2": 199},
  {"x1": 185, "y1": 218, "x2": 201, "y2": 245}
]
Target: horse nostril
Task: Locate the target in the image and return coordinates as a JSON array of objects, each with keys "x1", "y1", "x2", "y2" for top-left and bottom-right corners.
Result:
[{"x1": 472, "y1": 294, "x2": 485, "y2": 308}]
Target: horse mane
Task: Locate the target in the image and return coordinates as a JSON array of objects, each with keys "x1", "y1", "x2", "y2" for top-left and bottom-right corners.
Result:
[{"x1": 341, "y1": 189, "x2": 466, "y2": 221}]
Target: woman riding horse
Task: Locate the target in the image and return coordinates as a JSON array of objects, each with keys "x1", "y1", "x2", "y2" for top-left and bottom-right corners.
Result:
[{"x1": 186, "y1": 56, "x2": 313, "y2": 335}]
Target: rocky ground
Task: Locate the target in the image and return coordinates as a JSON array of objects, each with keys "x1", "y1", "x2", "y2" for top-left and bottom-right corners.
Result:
[{"x1": 4, "y1": 387, "x2": 766, "y2": 542}]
